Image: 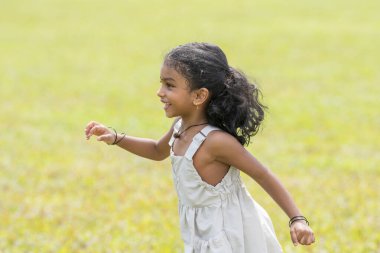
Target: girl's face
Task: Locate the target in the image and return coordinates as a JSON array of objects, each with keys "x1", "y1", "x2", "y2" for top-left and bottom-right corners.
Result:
[{"x1": 157, "y1": 64, "x2": 196, "y2": 118}]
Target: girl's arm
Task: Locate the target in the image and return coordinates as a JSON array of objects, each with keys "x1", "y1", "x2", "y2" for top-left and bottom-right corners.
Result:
[
  {"x1": 85, "y1": 119, "x2": 177, "y2": 161},
  {"x1": 208, "y1": 132, "x2": 315, "y2": 246}
]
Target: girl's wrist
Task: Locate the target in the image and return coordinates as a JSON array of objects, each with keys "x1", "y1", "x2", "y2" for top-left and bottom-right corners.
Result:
[
  {"x1": 114, "y1": 132, "x2": 127, "y2": 145},
  {"x1": 290, "y1": 219, "x2": 308, "y2": 226},
  {"x1": 289, "y1": 215, "x2": 309, "y2": 227},
  {"x1": 108, "y1": 127, "x2": 127, "y2": 145}
]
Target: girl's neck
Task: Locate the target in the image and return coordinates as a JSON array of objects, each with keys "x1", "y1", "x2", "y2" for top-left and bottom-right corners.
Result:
[{"x1": 180, "y1": 114, "x2": 208, "y2": 130}]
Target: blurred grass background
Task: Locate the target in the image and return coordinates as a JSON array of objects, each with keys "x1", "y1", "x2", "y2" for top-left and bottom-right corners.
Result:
[{"x1": 0, "y1": 0, "x2": 379, "y2": 252}]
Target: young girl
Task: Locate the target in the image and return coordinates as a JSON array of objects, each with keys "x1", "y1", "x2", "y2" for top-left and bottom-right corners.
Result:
[{"x1": 85, "y1": 42, "x2": 315, "y2": 252}]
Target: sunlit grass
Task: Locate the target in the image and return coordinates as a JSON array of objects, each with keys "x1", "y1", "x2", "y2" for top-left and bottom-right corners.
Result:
[{"x1": 0, "y1": 0, "x2": 379, "y2": 252}]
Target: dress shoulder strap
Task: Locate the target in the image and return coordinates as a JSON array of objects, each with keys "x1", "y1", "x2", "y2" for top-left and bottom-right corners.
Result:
[{"x1": 184, "y1": 125, "x2": 220, "y2": 160}]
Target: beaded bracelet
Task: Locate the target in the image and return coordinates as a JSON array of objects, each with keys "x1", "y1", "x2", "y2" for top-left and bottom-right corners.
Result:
[{"x1": 289, "y1": 216, "x2": 309, "y2": 227}]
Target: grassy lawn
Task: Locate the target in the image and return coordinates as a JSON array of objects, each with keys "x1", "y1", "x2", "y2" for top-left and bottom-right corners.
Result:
[{"x1": 0, "y1": 0, "x2": 379, "y2": 252}]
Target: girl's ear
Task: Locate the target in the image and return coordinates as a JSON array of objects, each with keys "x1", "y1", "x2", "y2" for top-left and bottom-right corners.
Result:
[{"x1": 192, "y1": 88, "x2": 210, "y2": 106}]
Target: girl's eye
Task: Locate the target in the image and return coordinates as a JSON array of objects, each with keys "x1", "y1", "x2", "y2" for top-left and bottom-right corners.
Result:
[{"x1": 159, "y1": 80, "x2": 175, "y2": 89}]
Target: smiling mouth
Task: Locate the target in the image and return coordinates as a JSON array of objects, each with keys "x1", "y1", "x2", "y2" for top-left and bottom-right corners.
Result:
[{"x1": 162, "y1": 101, "x2": 171, "y2": 110}]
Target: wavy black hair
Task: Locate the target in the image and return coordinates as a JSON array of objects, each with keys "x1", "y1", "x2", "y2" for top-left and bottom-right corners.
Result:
[{"x1": 164, "y1": 42, "x2": 266, "y2": 146}]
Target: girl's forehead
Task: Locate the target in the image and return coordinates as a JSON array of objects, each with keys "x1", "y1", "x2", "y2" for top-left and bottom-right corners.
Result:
[{"x1": 160, "y1": 64, "x2": 182, "y2": 80}]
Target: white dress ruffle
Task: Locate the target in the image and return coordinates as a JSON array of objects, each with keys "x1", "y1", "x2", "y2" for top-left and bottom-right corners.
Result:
[{"x1": 169, "y1": 120, "x2": 283, "y2": 253}]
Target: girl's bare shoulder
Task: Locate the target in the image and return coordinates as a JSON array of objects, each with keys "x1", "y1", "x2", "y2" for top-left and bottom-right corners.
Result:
[{"x1": 203, "y1": 130, "x2": 244, "y2": 154}]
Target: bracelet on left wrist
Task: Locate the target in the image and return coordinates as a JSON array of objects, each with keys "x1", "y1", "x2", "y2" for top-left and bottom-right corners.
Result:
[{"x1": 289, "y1": 215, "x2": 309, "y2": 227}]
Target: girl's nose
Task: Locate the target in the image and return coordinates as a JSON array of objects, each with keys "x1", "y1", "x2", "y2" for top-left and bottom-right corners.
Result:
[{"x1": 157, "y1": 86, "x2": 164, "y2": 97}]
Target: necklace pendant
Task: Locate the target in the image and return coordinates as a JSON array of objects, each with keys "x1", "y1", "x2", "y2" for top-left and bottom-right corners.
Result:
[{"x1": 173, "y1": 122, "x2": 208, "y2": 139}]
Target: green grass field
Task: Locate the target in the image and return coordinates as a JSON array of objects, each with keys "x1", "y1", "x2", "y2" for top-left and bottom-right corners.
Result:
[{"x1": 1, "y1": 0, "x2": 379, "y2": 252}]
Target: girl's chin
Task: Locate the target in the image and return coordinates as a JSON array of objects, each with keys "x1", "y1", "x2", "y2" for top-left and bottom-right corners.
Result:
[
  {"x1": 164, "y1": 111, "x2": 177, "y2": 118},
  {"x1": 164, "y1": 109, "x2": 180, "y2": 118}
]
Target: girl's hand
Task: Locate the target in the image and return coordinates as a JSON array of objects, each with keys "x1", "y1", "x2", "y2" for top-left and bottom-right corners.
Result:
[
  {"x1": 290, "y1": 220, "x2": 315, "y2": 246},
  {"x1": 85, "y1": 121, "x2": 116, "y2": 145}
]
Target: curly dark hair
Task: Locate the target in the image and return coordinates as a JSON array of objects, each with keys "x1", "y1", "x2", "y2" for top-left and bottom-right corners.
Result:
[{"x1": 164, "y1": 42, "x2": 266, "y2": 146}]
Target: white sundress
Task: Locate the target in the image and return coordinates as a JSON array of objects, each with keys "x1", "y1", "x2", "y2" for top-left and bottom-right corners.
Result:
[{"x1": 169, "y1": 120, "x2": 283, "y2": 253}]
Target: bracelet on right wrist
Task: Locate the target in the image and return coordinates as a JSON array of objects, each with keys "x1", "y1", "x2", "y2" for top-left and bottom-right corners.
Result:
[
  {"x1": 114, "y1": 133, "x2": 126, "y2": 145},
  {"x1": 108, "y1": 127, "x2": 126, "y2": 145}
]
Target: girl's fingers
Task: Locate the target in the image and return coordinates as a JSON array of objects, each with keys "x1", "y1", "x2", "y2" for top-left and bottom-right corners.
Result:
[
  {"x1": 86, "y1": 121, "x2": 96, "y2": 130},
  {"x1": 307, "y1": 232, "x2": 315, "y2": 245},
  {"x1": 89, "y1": 125, "x2": 103, "y2": 136},
  {"x1": 290, "y1": 228, "x2": 299, "y2": 246},
  {"x1": 86, "y1": 125, "x2": 105, "y2": 140},
  {"x1": 298, "y1": 231, "x2": 315, "y2": 245},
  {"x1": 291, "y1": 222, "x2": 315, "y2": 246},
  {"x1": 298, "y1": 233, "x2": 307, "y2": 245},
  {"x1": 84, "y1": 121, "x2": 115, "y2": 144},
  {"x1": 85, "y1": 121, "x2": 98, "y2": 136}
]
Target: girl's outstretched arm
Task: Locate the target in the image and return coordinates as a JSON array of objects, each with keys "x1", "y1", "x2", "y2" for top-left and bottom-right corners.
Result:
[
  {"x1": 207, "y1": 131, "x2": 315, "y2": 246},
  {"x1": 85, "y1": 119, "x2": 177, "y2": 161}
]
